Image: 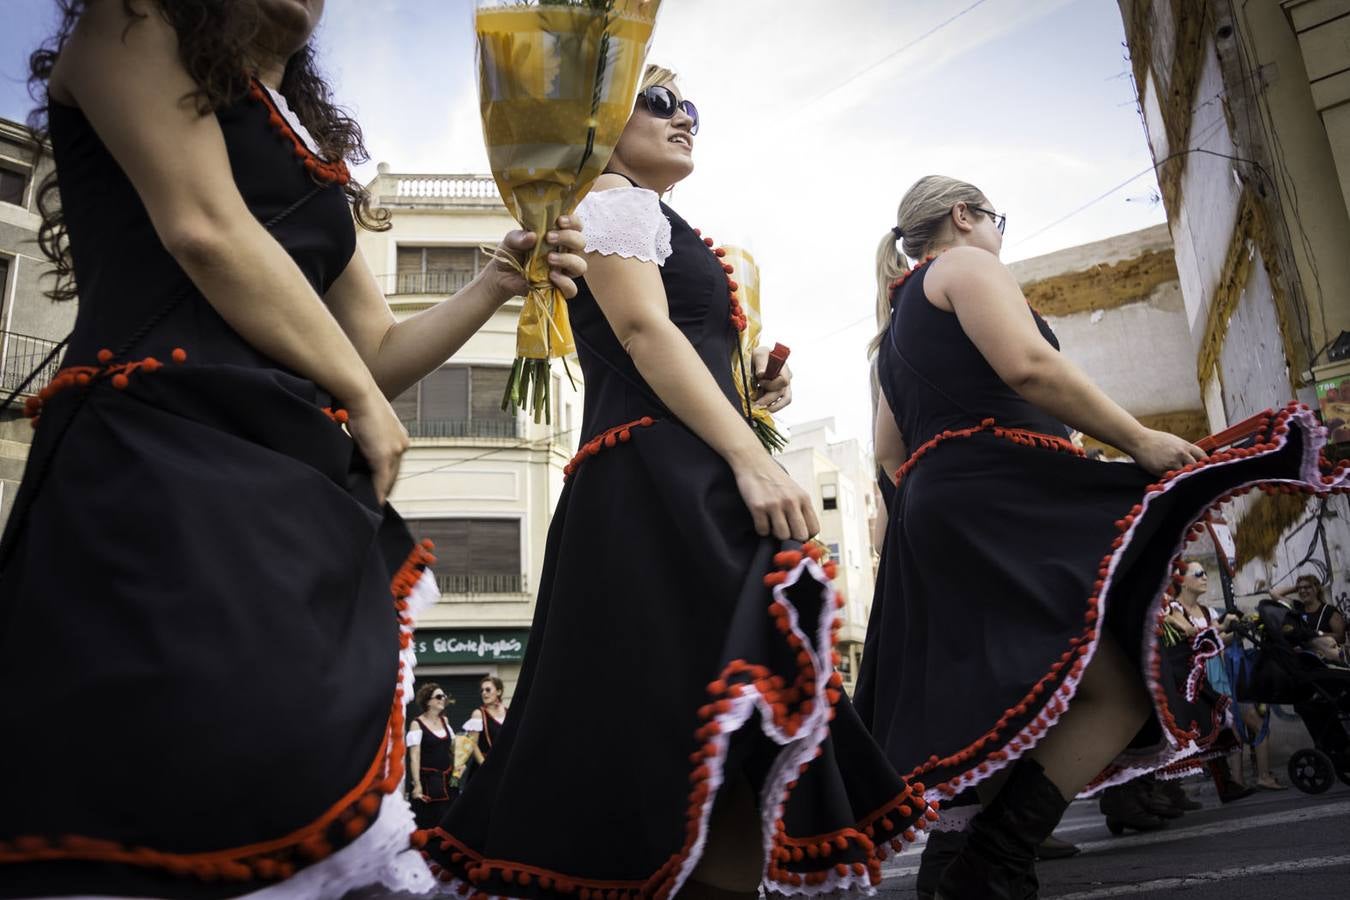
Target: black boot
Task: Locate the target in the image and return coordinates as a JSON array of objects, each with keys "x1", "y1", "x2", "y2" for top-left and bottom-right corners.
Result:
[
  {"x1": 1098, "y1": 781, "x2": 1168, "y2": 835},
  {"x1": 1208, "y1": 757, "x2": 1256, "y2": 804},
  {"x1": 1158, "y1": 777, "x2": 1202, "y2": 811},
  {"x1": 916, "y1": 829, "x2": 968, "y2": 900},
  {"x1": 935, "y1": 759, "x2": 1069, "y2": 900},
  {"x1": 1137, "y1": 775, "x2": 1185, "y2": 819}
]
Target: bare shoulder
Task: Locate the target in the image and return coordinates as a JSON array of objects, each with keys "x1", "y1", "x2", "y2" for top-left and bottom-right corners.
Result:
[
  {"x1": 408, "y1": 718, "x2": 422, "y2": 730},
  {"x1": 927, "y1": 246, "x2": 1005, "y2": 286},
  {"x1": 591, "y1": 173, "x2": 635, "y2": 193},
  {"x1": 470, "y1": 708, "x2": 484, "y2": 719}
]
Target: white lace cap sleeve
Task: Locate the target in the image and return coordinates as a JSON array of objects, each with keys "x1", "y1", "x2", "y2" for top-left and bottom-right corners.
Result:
[
  {"x1": 405, "y1": 727, "x2": 423, "y2": 748},
  {"x1": 574, "y1": 187, "x2": 672, "y2": 265},
  {"x1": 462, "y1": 716, "x2": 485, "y2": 733}
]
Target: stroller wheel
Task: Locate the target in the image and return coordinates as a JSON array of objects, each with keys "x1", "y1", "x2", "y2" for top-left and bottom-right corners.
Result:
[{"x1": 1287, "y1": 748, "x2": 1336, "y2": 794}]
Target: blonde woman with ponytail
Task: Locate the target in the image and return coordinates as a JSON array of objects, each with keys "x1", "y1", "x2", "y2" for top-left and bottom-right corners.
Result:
[{"x1": 853, "y1": 176, "x2": 1334, "y2": 899}]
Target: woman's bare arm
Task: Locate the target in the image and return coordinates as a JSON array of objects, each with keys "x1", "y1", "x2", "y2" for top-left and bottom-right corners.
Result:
[
  {"x1": 581, "y1": 177, "x2": 817, "y2": 541},
  {"x1": 873, "y1": 390, "x2": 907, "y2": 483},
  {"x1": 325, "y1": 227, "x2": 587, "y2": 399},
  {"x1": 53, "y1": 1, "x2": 408, "y2": 498},
  {"x1": 926, "y1": 247, "x2": 1205, "y2": 477}
]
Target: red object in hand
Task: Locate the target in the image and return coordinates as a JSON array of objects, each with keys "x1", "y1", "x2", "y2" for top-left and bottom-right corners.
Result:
[{"x1": 761, "y1": 343, "x2": 791, "y2": 382}]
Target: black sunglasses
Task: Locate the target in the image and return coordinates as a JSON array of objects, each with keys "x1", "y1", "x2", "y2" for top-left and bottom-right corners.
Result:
[
  {"x1": 430, "y1": 692, "x2": 446, "y2": 700},
  {"x1": 970, "y1": 205, "x2": 1006, "y2": 235},
  {"x1": 640, "y1": 85, "x2": 699, "y2": 136},
  {"x1": 1188, "y1": 569, "x2": 1208, "y2": 578}
]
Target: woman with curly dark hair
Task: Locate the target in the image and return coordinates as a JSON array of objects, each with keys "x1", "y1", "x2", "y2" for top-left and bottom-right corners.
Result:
[{"x1": 0, "y1": 1, "x2": 585, "y2": 897}]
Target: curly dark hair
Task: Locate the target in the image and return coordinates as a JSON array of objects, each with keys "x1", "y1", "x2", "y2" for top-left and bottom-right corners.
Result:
[{"x1": 27, "y1": 0, "x2": 389, "y2": 303}]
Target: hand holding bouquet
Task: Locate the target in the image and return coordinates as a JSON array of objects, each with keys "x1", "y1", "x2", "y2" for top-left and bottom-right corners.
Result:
[
  {"x1": 475, "y1": 0, "x2": 663, "y2": 421},
  {"x1": 721, "y1": 245, "x2": 787, "y2": 452}
]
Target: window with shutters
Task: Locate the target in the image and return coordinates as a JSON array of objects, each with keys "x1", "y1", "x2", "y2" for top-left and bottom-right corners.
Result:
[
  {"x1": 393, "y1": 246, "x2": 487, "y2": 295},
  {"x1": 0, "y1": 166, "x2": 27, "y2": 207},
  {"x1": 393, "y1": 364, "x2": 518, "y2": 438},
  {"x1": 408, "y1": 518, "x2": 524, "y2": 596}
]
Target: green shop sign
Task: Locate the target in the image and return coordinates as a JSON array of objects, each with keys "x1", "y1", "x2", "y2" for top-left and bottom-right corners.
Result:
[{"x1": 413, "y1": 628, "x2": 529, "y2": 665}]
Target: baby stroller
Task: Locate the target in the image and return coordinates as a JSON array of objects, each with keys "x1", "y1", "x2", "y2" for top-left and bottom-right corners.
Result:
[{"x1": 1229, "y1": 599, "x2": 1350, "y2": 793}]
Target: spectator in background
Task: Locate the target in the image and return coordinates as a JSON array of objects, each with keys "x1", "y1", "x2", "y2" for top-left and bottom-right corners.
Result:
[
  {"x1": 1275, "y1": 575, "x2": 1347, "y2": 653},
  {"x1": 1167, "y1": 563, "x2": 1280, "y2": 794},
  {"x1": 464, "y1": 675, "x2": 509, "y2": 768},
  {"x1": 408, "y1": 683, "x2": 458, "y2": 829}
]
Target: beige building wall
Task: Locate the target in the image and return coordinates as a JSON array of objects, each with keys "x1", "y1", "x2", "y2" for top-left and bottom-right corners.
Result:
[
  {"x1": 360, "y1": 167, "x2": 583, "y2": 714},
  {"x1": 1009, "y1": 223, "x2": 1206, "y2": 449},
  {"x1": 0, "y1": 117, "x2": 75, "y2": 528},
  {"x1": 778, "y1": 417, "x2": 876, "y2": 690},
  {"x1": 1119, "y1": 0, "x2": 1350, "y2": 759}
]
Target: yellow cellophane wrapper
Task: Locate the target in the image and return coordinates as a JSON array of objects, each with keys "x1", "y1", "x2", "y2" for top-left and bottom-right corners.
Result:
[
  {"x1": 721, "y1": 245, "x2": 777, "y2": 436},
  {"x1": 451, "y1": 733, "x2": 477, "y2": 781},
  {"x1": 476, "y1": 2, "x2": 662, "y2": 376}
]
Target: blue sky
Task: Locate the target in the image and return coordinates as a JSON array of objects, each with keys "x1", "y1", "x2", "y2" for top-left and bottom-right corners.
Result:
[{"x1": 0, "y1": 0, "x2": 1166, "y2": 443}]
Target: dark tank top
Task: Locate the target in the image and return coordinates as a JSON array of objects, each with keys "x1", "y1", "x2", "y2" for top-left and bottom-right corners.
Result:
[{"x1": 878, "y1": 260, "x2": 1070, "y2": 451}]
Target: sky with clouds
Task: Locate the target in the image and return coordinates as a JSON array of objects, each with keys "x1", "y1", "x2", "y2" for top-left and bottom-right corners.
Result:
[{"x1": 0, "y1": 0, "x2": 1166, "y2": 446}]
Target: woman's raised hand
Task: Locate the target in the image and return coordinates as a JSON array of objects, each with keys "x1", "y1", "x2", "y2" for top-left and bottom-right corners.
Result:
[
  {"x1": 346, "y1": 387, "x2": 411, "y2": 506},
  {"x1": 488, "y1": 215, "x2": 588, "y2": 302},
  {"x1": 1127, "y1": 428, "x2": 1207, "y2": 477},
  {"x1": 734, "y1": 456, "x2": 819, "y2": 542}
]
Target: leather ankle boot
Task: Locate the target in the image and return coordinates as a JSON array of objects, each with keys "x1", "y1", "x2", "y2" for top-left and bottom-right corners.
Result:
[
  {"x1": 1099, "y1": 782, "x2": 1168, "y2": 835},
  {"x1": 916, "y1": 828, "x2": 968, "y2": 900},
  {"x1": 935, "y1": 759, "x2": 1069, "y2": 900}
]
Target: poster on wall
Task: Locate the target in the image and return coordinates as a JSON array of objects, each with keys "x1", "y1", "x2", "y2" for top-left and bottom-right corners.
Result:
[{"x1": 1317, "y1": 375, "x2": 1350, "y2": 447}]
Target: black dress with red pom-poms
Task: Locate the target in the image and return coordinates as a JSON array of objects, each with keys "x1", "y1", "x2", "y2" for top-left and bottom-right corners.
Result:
[
  {"x1": 0, "y1": 80, "x2": 437, "y2": 899},
  {"x1": 422, "y1": 202, "x2": 933, "y2": 897},
  {"x1": 854, "y1": 257, "x2": 1347, "y2": 805}
]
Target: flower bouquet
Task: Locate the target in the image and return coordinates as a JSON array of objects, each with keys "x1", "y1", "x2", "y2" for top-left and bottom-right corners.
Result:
[
  {"x1": 475, "y1": 0, "x2": 663, "y2": 421},
  {"x1": 720, "y1": 245, "x2": 787, "y2": 452}
]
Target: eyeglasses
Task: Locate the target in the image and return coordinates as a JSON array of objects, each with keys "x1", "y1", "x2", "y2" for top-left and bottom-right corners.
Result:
[
  {"x1": 969, "y1": 205, "x2": 1006, "y2": 235},
  {"x1": 639, "y1": 85, "x2": 699, "y2": 136},
  {"x1": 430, "y1": 692, "x2": 446, "y2": 700},
  {"x1": 1188, "y1": 570, "x2": 1208, "y2": 579}
]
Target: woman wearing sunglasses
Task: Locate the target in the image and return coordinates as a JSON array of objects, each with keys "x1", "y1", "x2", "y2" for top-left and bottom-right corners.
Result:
[
  {"x1": 425, "y1": 66, "x2": 932, "y2": 898},
  {"x1": 409, "y1": 683, "x2": 459, "y2": 829},
  {"x1": 855, "y1": 174, "x2": 1335, "y2": 898}
]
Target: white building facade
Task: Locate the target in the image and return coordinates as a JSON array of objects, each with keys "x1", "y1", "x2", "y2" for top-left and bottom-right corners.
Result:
[{"x1": 360, "y1": 166, "x2": 582, "y2": 715}]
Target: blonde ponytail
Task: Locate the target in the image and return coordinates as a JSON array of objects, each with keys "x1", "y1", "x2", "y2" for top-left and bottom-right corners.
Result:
[{"x1": 869, "y1": 230, "x2": 909, "y2": 358}]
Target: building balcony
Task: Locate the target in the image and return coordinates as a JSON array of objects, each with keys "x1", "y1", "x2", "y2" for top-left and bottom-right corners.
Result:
[
  {"x1": 0, "y1": 331, "x2": 63, "y2": 399},
  {"x1": 436, "y1": 572, "x2": 528, "y2": 598},
  {"x1": 369, "y1": 171, "x2": 505, "y2": 211},
  {"x1": 403, "y1": 417, "x2": 520, "y2": 440},
  {"x1": 379, "y1": 270, "x2": 477, "y2": 297}
]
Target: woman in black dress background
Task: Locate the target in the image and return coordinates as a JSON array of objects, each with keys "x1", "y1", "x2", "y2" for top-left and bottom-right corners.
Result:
[
  {"x1": 410, "y1": 684, "x2": 460, "y2": 830},
  {"x1": 426, "y1": 66, "x2": 934, "y2": 898},
  {"x1": 0, "y1": 2, "x2": 584, "y2": 897},
  {"x1": 856, "y1": 174, "x2": 1343, "y2": 898}
]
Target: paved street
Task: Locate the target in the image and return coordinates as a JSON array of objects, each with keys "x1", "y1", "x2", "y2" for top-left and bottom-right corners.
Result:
[{"x1": 876, "y1": 779, "x2": 1350, "y2": 898}]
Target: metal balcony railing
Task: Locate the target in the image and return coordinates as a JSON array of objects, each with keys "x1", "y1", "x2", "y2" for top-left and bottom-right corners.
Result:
[
  {"x1": 0, "y1": 331, "x2": 63, "y2": 398},
  {"x1": 403, "y1": 417, "x2": 520, "y2": 439},
  {"x1": 381, "y1": 270, "x2": 476, "y2": 296},
  {"x1": 436, "y1": 573, "x2": 527, "y2": 596}
]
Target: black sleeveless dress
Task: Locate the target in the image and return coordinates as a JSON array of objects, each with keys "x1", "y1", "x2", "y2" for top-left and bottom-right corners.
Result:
[
  {"x1": 424, "y1": 201, "x2": 933, "y2": 896},
  {"x1": 413, "y1": 716, "x2": 460, "y2": 830},
  {"x1": 854, "y1": 257, "x2": 1346, "y2": 803},
  {"x1": 0, "y1": 82, "x2": 437, "y2": 898}
]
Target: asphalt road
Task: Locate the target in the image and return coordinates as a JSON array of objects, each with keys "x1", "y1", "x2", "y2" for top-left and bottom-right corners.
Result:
[{"x1": 875, "y1": 778, "x2": 1350, "y2": 898}]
